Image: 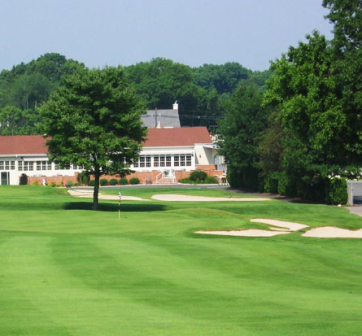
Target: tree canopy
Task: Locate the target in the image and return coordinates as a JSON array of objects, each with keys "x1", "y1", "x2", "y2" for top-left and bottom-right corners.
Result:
[{"x1": 39, "y1": 67, "x2": 146, "y2": 210}]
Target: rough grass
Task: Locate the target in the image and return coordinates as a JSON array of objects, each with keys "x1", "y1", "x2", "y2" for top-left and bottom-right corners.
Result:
[{"x1": 1, "y1": 186, "x2": 362, "y2": 335}]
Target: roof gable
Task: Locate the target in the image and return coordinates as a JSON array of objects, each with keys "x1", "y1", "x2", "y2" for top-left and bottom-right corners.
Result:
[
  {"x1": 0, "y1": 135, "x2": 48, "y2": 155},
  {"x1": 0, "y1": 127, "x2": 211, "y2": 155},
  {"x1": 144, "y1": 127, "x2": 211, "y2": 147}
]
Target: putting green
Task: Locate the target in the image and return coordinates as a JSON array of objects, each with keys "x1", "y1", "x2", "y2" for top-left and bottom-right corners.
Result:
[{"x1": 1, "y1": 186, "x2": 362, "y2": 336}]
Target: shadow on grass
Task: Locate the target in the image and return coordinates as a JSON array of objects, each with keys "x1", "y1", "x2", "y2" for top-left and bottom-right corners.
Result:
[{"x1": 64, "y1": 202, "x2": 167, "y2": 212}]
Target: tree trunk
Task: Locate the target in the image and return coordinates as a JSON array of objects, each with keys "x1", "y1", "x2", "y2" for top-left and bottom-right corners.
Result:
[{"x1": 93, "y1": 169, "x2": 100, "y2": 211}]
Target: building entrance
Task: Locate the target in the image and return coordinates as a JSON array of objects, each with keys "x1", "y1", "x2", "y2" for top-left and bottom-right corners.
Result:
[{"x1": 1, "y1": 172, "x2": 9, "y2": 185}]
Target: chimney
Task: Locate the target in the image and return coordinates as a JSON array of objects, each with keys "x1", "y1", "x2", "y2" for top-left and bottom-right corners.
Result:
[{"x1": 173, "y1": 100, "x2": 178, "y2": 110}]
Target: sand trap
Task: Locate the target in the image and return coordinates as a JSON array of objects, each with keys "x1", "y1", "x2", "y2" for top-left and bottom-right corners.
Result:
[
  {"x1": 68, "y1": 189, "x2": 145, "y2": 201},
  {"x1": 250, "y1": 219, "x2": 308, "y2": 231},
  {"x1": 196, "y1": 230, "x2": 290, "y2": 237},
  {"x1": 197, "y1": 218, "x2": 362, "y2": 238},
  {"x1": 302, "y1": 227, "x2": 362, "y2": 238},
  {"x1": 151, "y1": 194, "x2": 270, "y2": 202}
]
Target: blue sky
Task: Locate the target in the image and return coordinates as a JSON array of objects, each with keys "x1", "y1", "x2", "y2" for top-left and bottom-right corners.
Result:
[{"x1": 0, "y1": 0, "x2": 333, "y2": 71}]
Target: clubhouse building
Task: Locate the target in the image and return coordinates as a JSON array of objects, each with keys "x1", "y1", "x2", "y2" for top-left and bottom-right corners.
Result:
[{"x1": 0, "y1": 127, "x2": 226, "y2": 185}]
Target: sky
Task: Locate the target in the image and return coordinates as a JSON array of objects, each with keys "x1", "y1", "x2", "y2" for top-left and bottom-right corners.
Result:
[{"x1": 0, "y1": 0, "x2": 334, "y2": 72}]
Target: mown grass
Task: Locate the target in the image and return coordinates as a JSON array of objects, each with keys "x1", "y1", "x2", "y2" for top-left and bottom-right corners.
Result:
[{"x1": 1, "y1": 185, "x2": 362, "y2": 336}]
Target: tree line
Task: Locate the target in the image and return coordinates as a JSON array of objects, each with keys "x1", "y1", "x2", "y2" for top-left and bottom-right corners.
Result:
[
  {"x1": 0, "y1": 54, "x2": 271, "y2": 135},
  {"x1": 218, "y1": 0, "x2": 362, "y2": 203}
]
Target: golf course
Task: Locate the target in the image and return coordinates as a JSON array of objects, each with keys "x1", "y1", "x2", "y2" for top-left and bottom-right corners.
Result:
[{"x1": 1, "y1": 185, "x2": 362, "y2": 336}]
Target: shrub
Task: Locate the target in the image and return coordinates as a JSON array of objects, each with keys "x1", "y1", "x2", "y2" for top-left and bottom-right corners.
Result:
[
  {"x1": 205, "y1": 176, "x2": 219, "y2": 184},
  {"x1": 264, "y1": 172, "x2": 280, "y2": 194},
  {"x1": 109, "y1": 178, "x2": 118, "y2": 185},
  {"x1": 119, "y1": 178, "x2": 128, "y2": 185},
  {"x1": 50, "y1": 182, "x2": 57, "y2": 187},
  {"x1": 129, "y1": 177, "x2": 140, "y2": 185},
  {"x1": 88, "y1": 180, "x2": 95, "y2": 186},
  {"x1": 326, "y1": 178, "x2": 348, "y2": 205},
  {"x1": 190, "y1": 170, "x2": 207, "y2": 182},
  {"x1": 100, "y1": 179, "x2": 108, "y2": 186},
  {"x1": 19, "y1": 173, "x2": 28, "y2": 185},
  {"x1": 66, "y1": 181, "x2": 73, "y2": 188},
  {"x1": 77, "y1": 171, "x2": 90, "y2": 185},
  {"x1": 32, "y1": 181, "x2": 39, "y2": 186},
  {"x1": 179, "y1": 178, "x2": 193, "y2": 184}
]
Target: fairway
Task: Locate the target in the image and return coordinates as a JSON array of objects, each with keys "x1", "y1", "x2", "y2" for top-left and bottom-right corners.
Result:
[{"x1": 1, "y1": 186, "x2": 362, "y2": 335}]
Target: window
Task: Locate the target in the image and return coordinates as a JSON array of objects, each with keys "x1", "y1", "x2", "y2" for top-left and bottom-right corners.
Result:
[
  {"x1": 47, "y1": 162, "x2": 52, "y2": 170},
  {"x1": 146, "y1": 156, "x2": 151, "y2": 167},
  {"x1": 166, "y1": 156, "x2": 171, "y2": 167},
  {"x1": 24, "y1": 161, "x2": 34, "y2": 171},
  {"x1": 160, "y1": 156, "x2": 165, "y2": 167},
  {"x1": 0, "y1": 161, "x2": 16, "y2": 170},
  {"x1": 140, "y1": 156, "x2": 145, "y2": 168},
  {"x1": 54, "y1": 163, "x2": 60, "y2": 170},
  {"x1": 186, "y1": 155, "x2": 192, "y2": 166},
  {"x1": 18, "y1": 161, "x2": 23, "y2": 171},
  {"x1": 180, "y1": 155, "x2": 185, "y2": 166},
  {"x1": 154, "y1": 156, "x2": 159, "y2": 167},
  {"x1": 174, "y1": 155, "x2": 179, "y2": 167},
  {"x1": 41, "y1": 161, "x2": 47, "y2": 170}
]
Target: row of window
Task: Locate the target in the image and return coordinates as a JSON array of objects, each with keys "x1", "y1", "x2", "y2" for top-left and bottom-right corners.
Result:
[
  {"x1": 1, "y1": 155, "x2": 193, "y2": 171},
  {"x1": 0, "y1": 160, "x2": 82, "y2": 171},
  {"x1": 133, "y1": 155, "x2": 192, "y2": 168}
]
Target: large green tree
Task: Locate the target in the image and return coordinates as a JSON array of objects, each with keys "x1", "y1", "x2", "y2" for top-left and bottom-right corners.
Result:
[
  {"x1": 323, "y1": 0, "x2": 362, "y2": 160},
  {"x1": 0, "y1": 53, "x2": 84, "y2": 135},
  {"x1": 218, "y1": 83, "x2": 269, "y2": 189},
  {"x1": 39, "y1": 67, "x2": 146, "y2": 210},
  {"x1": 264, "y1": 31, "x2": 351, "y2": 200}
]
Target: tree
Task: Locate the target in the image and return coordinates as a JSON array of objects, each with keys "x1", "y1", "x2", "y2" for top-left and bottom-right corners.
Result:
[
  {"x1": 192, "y1": 62, "x2": 251, "y2": 94},
  {"x1": 217, "y1": 83, "x2": 269, "y2": 189},
  {"x1": 323, "y1": 0, "x2": 362, "y2": 160},
  {"x1": 264, "y1": 32, "x2": 349, "y2": 200},
  {"x1": 39, "y1": 67, "x2": 147, "y2": 210}
]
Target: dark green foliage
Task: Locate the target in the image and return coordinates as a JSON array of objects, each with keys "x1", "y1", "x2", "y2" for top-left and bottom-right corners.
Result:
[
  {"x1": 218, "y1": 84, "x2": 269, "y2": 191},
  {"x1": 19, "y1": 173, "x2": 28, "y2": 185},
  {"x1": 204, "y1": 176, "x2": 219, "y2": 184},
  {"x1": 119, "y1": 178, "x2": 128, "y2": 185},
  {"x1": 109, "y1": 179, "x2": 118, "y2": 186},
  {"x1": 77, "y1": 171, "x2": 90, "y2": 185},
  {"x1": 326, "y1": 178, "x2": 348, "y2": 205},
  {"x1": 192, "y1": 62, "x2": 252, "y2": 94},
  {"x1": 100, "y1": 179, "x2": 108, "y2": 186},
  {"x1": 179, "y1": 172, "x2": 219, "y2": 184},
  {"x1": 88, "y1": 180, "x2": 95, "y2": 186},
  {"x1": 178, "y1": 178, "x2": 192, "y2": 184},
  {"x1": 39, "y1": 66, "x2": 146, "y2": 210},
  {"x1": 190, "y1": 170, "x2": 207, "y2": 181},
  {"x1": 263, "y1": 172, "x2": 280, "y2": 194},
  {"x1": 66, "y1": 181, "x2": 73, "y2": 188},
  {"x1": 129, "y1": 177, "x2": 140, "y2": 185},
  {"x1": 0, "y1": 53, "x2": 84, "y2": 135}
]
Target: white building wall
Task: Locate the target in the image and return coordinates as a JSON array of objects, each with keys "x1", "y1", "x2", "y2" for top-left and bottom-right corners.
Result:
[{"x1": 0, "y1": 155, "x2": 81, "y2": 185}]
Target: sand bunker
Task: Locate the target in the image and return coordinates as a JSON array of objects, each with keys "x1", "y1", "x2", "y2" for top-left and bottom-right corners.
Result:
[
  {"x1": 302, "y1": 227, "x2": 362, "y2": 238},
  {"x1": 68, "y1": 189, "x2": 145, "y2": 201},
  {"x1": 196, "y1": 218, "x2": 362, "y2": 238},
  {"x1": 250, "y1": 218, "x2": 308, "y2": 231},
  {"x1": 196, "y1": 229, "x2": 290, "y2": 237},
  {"x1": 151, "y1": 194, "x2": 270, "y2": 202}
]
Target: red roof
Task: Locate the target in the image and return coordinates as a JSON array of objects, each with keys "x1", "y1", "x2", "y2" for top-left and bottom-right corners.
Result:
[
  {"x1": 0, "y1": 127, "x2": 211, "y2": 155},
  {"x1": 0, "y1": 135, "x2": 48, "y2": 155},
  {"x1": 144, "y1": 127, "x2": 211, "y2": 147}
]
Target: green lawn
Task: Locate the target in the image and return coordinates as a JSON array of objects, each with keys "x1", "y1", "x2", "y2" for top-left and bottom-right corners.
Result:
[{"x1": 1, "y1": 186, "x2": 362, "y2": 335}]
